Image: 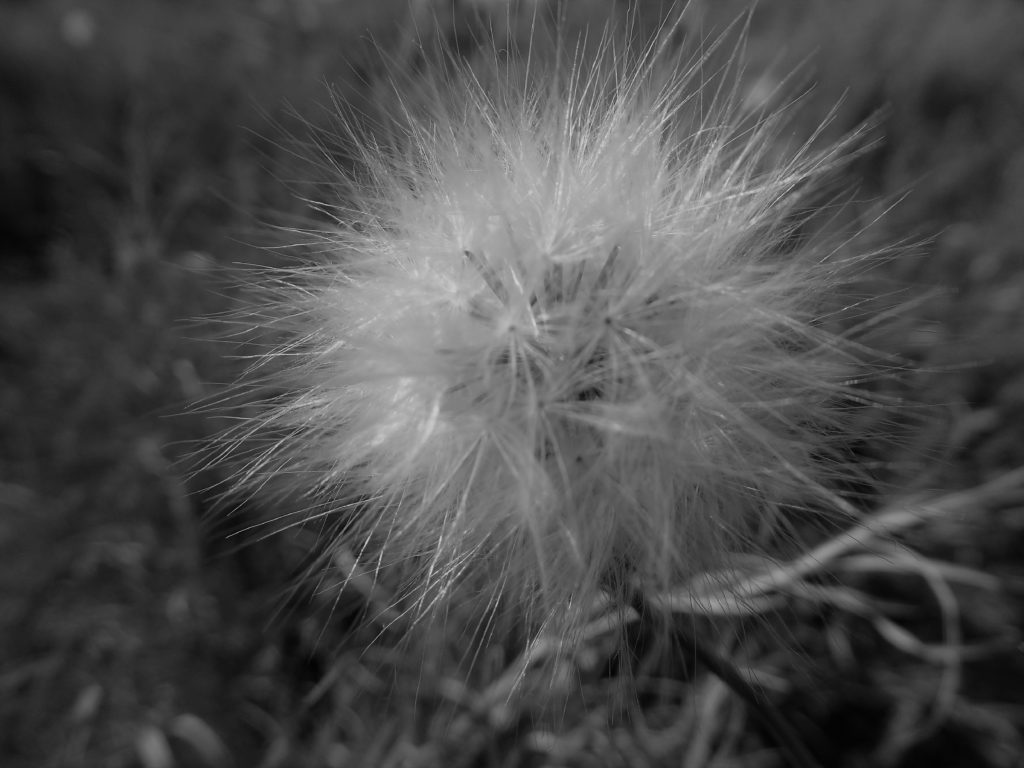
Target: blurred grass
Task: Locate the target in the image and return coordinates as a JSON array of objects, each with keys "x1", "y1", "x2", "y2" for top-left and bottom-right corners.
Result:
[{"x1": 1, "y1": 1, "x2": 1023, "y2": 766}]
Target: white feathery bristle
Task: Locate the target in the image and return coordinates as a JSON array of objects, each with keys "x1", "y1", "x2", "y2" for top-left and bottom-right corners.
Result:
[{"x1": 223, "y1": 16, "x2": 880, "y2": 652}]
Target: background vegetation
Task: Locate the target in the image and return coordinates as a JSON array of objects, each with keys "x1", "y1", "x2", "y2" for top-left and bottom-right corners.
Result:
[{"x1": 1, "y1": 1, "x2": 1023, "y2": 766}]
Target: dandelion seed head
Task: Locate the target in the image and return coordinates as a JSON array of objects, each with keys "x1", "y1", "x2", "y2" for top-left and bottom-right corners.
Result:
[{"x1": 224, "y1": 18, "x2": 881, "y2": 653}]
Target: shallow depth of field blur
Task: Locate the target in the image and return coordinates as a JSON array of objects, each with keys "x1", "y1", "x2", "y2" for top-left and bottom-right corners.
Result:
[{"x1": 2, "y1": 1, "x2": 1023, "y2": 766}]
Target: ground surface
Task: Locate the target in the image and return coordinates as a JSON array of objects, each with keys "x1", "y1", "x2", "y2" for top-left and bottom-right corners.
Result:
[{"x1": 1, "y1": 1, "x2": 1023, "y2": 767}]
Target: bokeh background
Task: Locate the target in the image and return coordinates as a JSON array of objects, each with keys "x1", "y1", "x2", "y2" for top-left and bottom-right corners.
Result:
[{"x1": 2, "y1": 1, "x2": 1023, "y2": 766}]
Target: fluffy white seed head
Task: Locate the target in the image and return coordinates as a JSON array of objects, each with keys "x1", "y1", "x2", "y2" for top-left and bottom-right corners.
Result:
[{"x1": 223, "y1": 18, "x2": 880, "y2": 655}]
